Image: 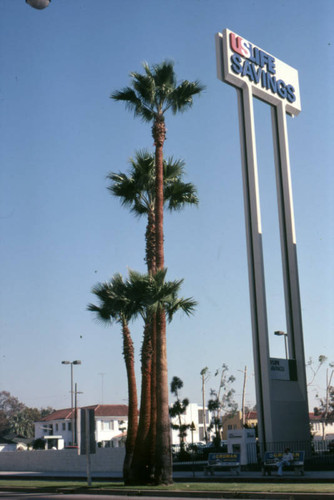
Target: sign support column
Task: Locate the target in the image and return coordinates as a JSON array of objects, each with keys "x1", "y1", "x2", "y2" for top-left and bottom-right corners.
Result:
[{"x1": 237, "y1": 83, "x2": 272, "y2": 451}]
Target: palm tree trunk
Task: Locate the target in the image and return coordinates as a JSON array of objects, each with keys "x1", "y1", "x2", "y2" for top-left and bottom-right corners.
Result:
[
  {"x1": 155, "y1": 308, "x2": 172, "y2": 483},
  {"x1": 153, "y1": 117, "x2": 165, "y2": 270},
  {"x1": 152, "y1": 117, "x2": 172, "y2": 484},
  {"x1": 145, "y1": 209, "x2": 156, "y2": 274},
  {"x1": 128, "y1": 319, "x2": 153, "y2": 484},
  {"x1": 149, "y1": 315, "x2": 157, "y2": 478},
  {"x1": 122, "y1": 319, "x2": 138, "y2": 484}
]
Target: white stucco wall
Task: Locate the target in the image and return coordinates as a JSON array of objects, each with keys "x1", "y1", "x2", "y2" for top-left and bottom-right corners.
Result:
[{"x1": 0, "y1": 447, "x2": 125, "y2": 473}]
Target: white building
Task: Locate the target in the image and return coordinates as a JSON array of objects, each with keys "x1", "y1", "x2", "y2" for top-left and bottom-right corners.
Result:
[
  {"x1": 35, "y1": 402, "x2": 213, "y2": 450},
  {"x1": 34, "y1": 405, "x2": 129, "y2": 449},
  {"x1": 170, "y1": 403, "x2": 212, "y2": 445}
]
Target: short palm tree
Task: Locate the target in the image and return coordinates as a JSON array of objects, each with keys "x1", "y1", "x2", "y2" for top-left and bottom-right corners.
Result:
[
  {"x1": 88, "y1": 274, "x2": 139, "y2": 483},
  {"x1": 112, "y1": 60, "x2": 204, "y2": 484},
  {"x1": 125, "y1": 268, "x2": 197, "y2": 484}
]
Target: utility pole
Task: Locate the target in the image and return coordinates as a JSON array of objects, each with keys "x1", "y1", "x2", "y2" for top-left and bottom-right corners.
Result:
[
  {"x1": 241, "y1": 366, "x2": 247, "y2": 427},
  {"x1": 99, "y1": 373, "x2": 106, "y2": 404},
  {"x1": 200, "y1": 367, "x2": 209, "y2": 442},
  {"x1": 74, "y1": 383, "x2": 83, "y2": 446}
]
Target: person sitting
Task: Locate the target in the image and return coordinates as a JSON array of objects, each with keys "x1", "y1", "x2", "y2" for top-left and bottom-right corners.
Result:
[{"x1": 277, "y1": 448, "x2": 294, "y2": 476}]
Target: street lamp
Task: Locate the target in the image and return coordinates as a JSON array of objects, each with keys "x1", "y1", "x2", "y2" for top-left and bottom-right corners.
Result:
[
  {"x1": 26, "y1": 0, "x2": 51, "y2": 9},
  {"x1": 61, "y1": 360, "x2": 81, "y2": 445},
  {"x1": 274, "y1": 331, "x2": 289, "y2": 359}
]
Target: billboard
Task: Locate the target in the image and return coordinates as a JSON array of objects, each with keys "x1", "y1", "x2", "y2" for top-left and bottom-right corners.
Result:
[{"x1": 216, "y1": 28, "x2": 301, "y2": 116}]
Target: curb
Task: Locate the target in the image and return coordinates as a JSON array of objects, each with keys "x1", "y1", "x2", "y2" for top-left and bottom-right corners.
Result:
[{"x1": 0, "y1": 487, "x2": 333, "y2": 499}]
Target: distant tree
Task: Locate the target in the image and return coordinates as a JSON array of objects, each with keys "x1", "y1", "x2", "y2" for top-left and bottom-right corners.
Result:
[
  {"x1": 307, "y1": 355, "x2": 328, "y2": 386},
  {"x1": 0, "y1": 391, "x2": 24, "y2": 435},
  {"x1": 207, "y1": 364, "x2": 237, "y2": 447},
  {"x1": 0, "y1": 391, "x2": 54, "y2": 439},
  {"x1": 169, "y1": 376, "x2": 190, "y2": 451},
  {"x1": 9, "y1": 407, "x2": 40, "y2": 438},
  {"x1": 313, "y1": 360, "x2": 334, "y2": 439}
]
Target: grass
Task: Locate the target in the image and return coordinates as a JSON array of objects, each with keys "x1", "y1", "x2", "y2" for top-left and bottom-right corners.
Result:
[{"x1": 0, "y1": 480, "x2": 333, "y2": 494}]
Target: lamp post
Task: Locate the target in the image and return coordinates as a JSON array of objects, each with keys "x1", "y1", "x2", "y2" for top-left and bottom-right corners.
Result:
[
  {"x1": 274, "y1": 331, "x2": 289, "y2": 359},
  {"x1": 62, "y1": 360, "x2": 81, "y2": 445},
  {"x1": 26, "y1": 0, "x2": 51, "y2": 9}
]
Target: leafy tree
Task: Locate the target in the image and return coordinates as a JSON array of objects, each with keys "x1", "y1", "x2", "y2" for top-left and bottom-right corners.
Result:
[
  {"x1": 32, "y1": 438, "x2": 45, "y2": 450},
  {"x1": 112, "y1": 61, "x2": 204, "y2": 485},
  {"x1": 169, "y1": 376, "x2": 190, "y2": 451},
  {"x1": 9, "y1": 407, "x2": 41, "y2": 439},
  {"x1": 0, "y1": 391, "x2": 53, "y2": 439},
  {"x1": 0, "y1": 391, "x2": 24, "y2": 435}
]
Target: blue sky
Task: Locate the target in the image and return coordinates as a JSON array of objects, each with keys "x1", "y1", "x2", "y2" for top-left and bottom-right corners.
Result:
[{"x1": 0, "y1": 0, "x2": 333, "y2": 414}]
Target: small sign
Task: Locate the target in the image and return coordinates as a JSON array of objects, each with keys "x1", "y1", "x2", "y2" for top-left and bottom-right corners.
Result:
[
  {"x1": 78, "y1": 409, "x2": 96, "y2": 455},
  {"x1": 270, "y1": 358, "x2": 290, "y2": 380}
]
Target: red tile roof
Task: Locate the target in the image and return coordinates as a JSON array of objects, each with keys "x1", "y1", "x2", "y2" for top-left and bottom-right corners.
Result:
[
  {"x1": 245, "y1": 411, "x2": 257, "y2": 420},
  {"x1": 41, "y1": 408, "x2": 74, "y2": 421},
  {"x1": 39, "y1": 404, "x2": 130, "y2": 422}
]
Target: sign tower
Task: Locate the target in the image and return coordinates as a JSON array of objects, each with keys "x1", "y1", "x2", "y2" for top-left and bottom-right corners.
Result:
[{"x1": 216, "y1": 29, "x2": 310, "y2": 449}]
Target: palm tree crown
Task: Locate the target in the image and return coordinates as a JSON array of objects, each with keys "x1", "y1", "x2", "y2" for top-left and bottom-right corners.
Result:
[
  {"x1": 107, "y1": 150, "x2": 199, "y2": 217},
  {"x1": 111, "y1": 60, "x2": 205, "y2": 125}
]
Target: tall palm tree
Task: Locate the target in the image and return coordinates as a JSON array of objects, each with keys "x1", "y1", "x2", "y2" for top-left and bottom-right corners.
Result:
[
  {"x1": 87, "y1": 274, "x2": 139, "y2": 483},
  {"x1": 107, "y1": 150, "x2": 198, "y2": 481},
  {"x1": 112, "y1": 60, "x2": 204, "y2": 484}
]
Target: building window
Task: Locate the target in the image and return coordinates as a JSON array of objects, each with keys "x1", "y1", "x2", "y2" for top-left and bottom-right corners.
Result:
[
  {"x1": 198, "y1": 409, "x2": 209, "y2": 424},
  {"x1": 199, "y1": 427, "x2": 204, "y2": 441},
  {"x1": 62, "y1": 423, "x2": 66, "y2": 431},
  {"x1": 228, "y1": 425, "x2": 232, "y2": 430},
  {"x1": 55, "y1": 423, "x2": 58, "y2": 432},
  {"x1": 68, "y1": 422, "x2": 71, "y2": 431}
]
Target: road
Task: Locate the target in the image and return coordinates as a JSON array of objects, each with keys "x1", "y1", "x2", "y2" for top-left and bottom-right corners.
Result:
[{"x1": 0, "y1": 495, "x2": 265, "y2": 500}]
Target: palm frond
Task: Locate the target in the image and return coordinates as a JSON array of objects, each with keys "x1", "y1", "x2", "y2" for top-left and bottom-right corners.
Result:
[
  {"x1": 151, "y1": 60, "x2": 176, "y2": 88},
  {"x1": 88, "y1": 273, "x2": 142, "y2": 324},
  {"x1": 165, "y1": 296, "x2": 197, "y2": 322},
  {"x1": 165, "y1": 180, "x2": 199, "y2": 211},
  {"x1": 168, "y1": 80, "x2": 206, "y2": 114},
  {"x1": 163, "y1": 156, "x2": 186, "y2": 180}
]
